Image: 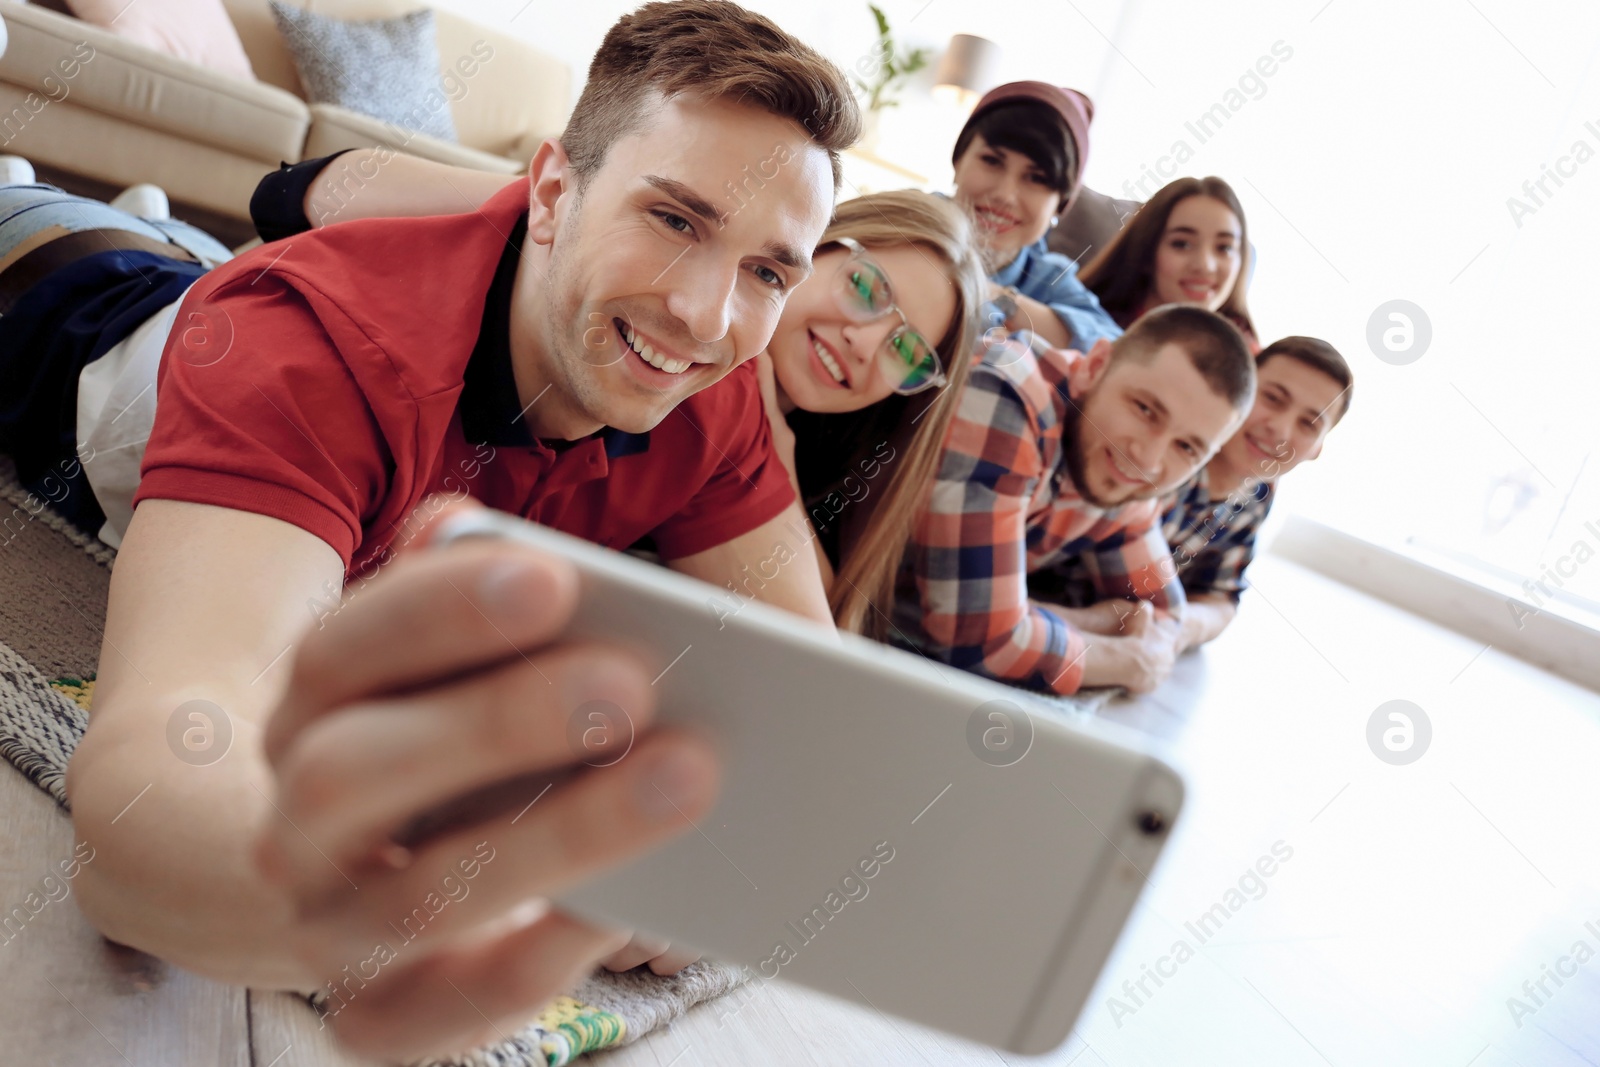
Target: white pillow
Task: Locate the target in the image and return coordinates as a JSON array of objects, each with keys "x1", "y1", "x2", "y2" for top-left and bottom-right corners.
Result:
[{"x1": 66, "y1": 0, "x2": 255, "y2": 80}]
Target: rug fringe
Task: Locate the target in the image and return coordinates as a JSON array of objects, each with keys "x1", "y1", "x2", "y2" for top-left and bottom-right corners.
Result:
[{"x1": 0, "y1": 641, "x2": 89, "y2": 809}]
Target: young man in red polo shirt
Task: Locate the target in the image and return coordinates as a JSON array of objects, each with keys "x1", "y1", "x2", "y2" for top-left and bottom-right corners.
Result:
[{"x1": 57, "y1": 3, "x2": 858, "y2": 1061}]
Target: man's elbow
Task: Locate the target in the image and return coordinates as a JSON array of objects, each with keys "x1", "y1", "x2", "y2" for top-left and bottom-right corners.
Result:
[
  {"x1": 62, "y1": 731, "x2": 141, "y2": 948},
  {"x1": 64, "y1": 721, "x2": 191, "y2": 953}
]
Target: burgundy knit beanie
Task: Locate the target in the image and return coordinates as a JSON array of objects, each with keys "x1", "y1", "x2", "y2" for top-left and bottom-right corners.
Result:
[{"x1": 954, "y1": 80, "x2": 1095, "y2": 205}]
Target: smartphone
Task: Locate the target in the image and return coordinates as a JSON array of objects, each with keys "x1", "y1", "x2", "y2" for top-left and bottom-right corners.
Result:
[{"x1": 429, "y1": 507, "x2": 1183, "y2": 1055}]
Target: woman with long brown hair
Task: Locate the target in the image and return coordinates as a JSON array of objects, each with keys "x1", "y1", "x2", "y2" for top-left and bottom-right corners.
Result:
[{"x1": 1078, "y1": 175, "x2": 1260, "y2": 350}]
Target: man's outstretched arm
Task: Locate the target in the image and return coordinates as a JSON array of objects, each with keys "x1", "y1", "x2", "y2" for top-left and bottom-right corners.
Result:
[
  {"x1": 66, "y1": 499, "x2": 349, "y2": 988},
  {"x1": 66, "y1": 498, "x2": 720, "y2": 1062}
]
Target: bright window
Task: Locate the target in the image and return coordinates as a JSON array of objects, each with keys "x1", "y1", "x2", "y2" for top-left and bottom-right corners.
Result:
[{"x1": 1074, "y1": 0, "x2": 1600, "y2": 622}]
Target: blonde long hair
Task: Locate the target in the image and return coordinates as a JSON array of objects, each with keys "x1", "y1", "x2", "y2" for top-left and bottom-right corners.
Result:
[{"x1": 786, "y1": 191, "x2": 986, "y2": 638}]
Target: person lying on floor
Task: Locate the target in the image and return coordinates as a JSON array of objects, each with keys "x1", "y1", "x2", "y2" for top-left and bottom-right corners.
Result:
[
  {"x1": 254, "y1": 154, "x2": 988, "y2": 644},
  {"x1": 1033, "y1": 336, "x2": 1355, "y2": 652},
  {"x1": 0, "y1": 3, "x2": 859, "y2": 1062},
  {"x1": 891, "y1": 306, "x2": 1257, "y2": 697}
]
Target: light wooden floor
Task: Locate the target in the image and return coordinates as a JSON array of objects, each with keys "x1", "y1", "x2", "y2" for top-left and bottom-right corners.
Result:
[{"x1": 3, "y1": 551, "x2": 1597, "y2": 1066}]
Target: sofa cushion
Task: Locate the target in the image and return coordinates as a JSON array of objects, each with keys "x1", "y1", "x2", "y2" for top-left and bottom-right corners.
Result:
[
  {"x1": 1047, "y1": 185, "x2": 1140, "y2": 267},
  {"x1": 64, "y1": 0, "x2": 255, "y2": 80},
  {"x1": 266, "y1": 0, "x2": 456, "y2": 142},
  {"x1": 0, "y1": 0, "x2": 308, "y2": 163},
  {"x1": 0, "y1": 81, "x2": 288, "y2": 219},
  {"x1": 223, "y1": 0, "x2": 571, "y2": 160},
  {"x1": 425, "y1": 12, "x2": 569, "y2": 159}
]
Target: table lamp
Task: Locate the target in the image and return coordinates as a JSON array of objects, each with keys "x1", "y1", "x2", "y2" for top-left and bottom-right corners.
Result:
[{"x1": 932, "y1": 33, "x2": 1001, "y2": 110}]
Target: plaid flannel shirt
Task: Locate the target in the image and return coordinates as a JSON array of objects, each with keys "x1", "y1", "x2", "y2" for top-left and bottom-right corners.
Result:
[
  {"x1": 892, "y1": 339, "x2": 1185, "y2": 695},
  {"x1": 1033, "y1": 463, "x2": 1279, "y2": 608},
  {"x1": 1161, "y1": 465, "x2": 1276, "y2": 601}
]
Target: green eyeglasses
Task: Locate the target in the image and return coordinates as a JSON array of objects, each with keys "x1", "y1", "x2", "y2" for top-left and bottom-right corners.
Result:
[{"x1": 832, "y1": 237, "x2": 946, "y2": 395}]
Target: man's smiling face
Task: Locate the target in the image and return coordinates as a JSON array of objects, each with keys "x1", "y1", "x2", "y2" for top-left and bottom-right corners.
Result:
[
  {"x1": 1216, "y1": 354, "x2": 1348, "y2": 478},
  {"x1": 531, "y1": 92, "x2": 835, "y2": 436},
  {"x1": 1064, "y1": 340, "x2": 1247, "y2": 508}
]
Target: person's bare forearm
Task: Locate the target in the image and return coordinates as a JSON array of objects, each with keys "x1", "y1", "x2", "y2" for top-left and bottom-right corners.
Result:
[
  {"x1": 306, "y1": 149, "x2": 522, "y2": 230},
  {"x1": 1013, "y1": 293, "x2": 1073, "y2": 348},
  {"x1": 66, "y1": 711, "x2": 321, "y2": 991},
  {"x1": 1177, "y1": 594, "x2": 1237, "y2": 652},
  {"x1": 1078, "y1": 633, "x2": 1133, "y2": 690}
]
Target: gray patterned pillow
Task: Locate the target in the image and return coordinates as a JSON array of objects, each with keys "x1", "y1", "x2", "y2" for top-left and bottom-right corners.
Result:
[{"x1": 268, "y1": 0, "x2": 458, "y2": 143}]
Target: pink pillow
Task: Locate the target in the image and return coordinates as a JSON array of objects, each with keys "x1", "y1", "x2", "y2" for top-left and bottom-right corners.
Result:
[{"x1": 67, "y1": 0, "x2": 255, "y2": 80}]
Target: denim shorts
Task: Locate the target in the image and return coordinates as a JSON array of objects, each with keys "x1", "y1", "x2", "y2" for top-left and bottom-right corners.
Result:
[
  {"x1": 0, "y1": 184, "x2": 226, "y2": 540},
  {"x1": 0, "y1": 182, "x2": 233, "y2": 268}
]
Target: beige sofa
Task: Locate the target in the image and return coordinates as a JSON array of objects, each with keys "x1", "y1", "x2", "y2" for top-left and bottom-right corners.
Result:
[{"x1": 0, "y1": 0, "x2": 569, "y2": 220}]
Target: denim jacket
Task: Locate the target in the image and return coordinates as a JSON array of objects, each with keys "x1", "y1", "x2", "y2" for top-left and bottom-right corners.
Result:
[{"x1": 988, "y1": 237, "x2": 1123, "y2": 350}]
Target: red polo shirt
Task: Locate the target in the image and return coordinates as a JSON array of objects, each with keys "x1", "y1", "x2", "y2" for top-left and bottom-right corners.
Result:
[{"x1": 132, "y1": 179, "x2": 793, "y2": 580}]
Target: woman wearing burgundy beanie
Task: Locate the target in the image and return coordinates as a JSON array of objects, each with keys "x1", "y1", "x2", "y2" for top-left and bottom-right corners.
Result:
[{"x1": 949, "y1": 80, "x2": 1121, "y2": 350}]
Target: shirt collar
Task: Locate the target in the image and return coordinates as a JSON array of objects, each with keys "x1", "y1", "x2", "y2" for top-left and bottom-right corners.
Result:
[{"x1": 458, "y1": 213, "x2": 651, "y2": 459}]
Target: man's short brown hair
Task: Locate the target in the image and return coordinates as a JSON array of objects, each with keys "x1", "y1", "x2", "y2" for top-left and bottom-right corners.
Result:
[
  {"x1": 561, "y1": 0, "x2": 860, "y2": 192},
  {"x1": 1110, "y1": 304, "x2": 1256, "y2": 410},
  {"x1": 1257, "y1": 335, "x2": 1354, "y2": 425}
]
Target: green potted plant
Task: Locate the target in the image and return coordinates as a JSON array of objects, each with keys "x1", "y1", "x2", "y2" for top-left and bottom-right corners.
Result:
[{"x1": 850, "y1": 3, "x2": 929, "y2": 149}]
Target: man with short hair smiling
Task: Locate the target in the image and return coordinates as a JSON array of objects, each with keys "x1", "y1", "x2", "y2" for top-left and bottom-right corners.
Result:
[
  {"x1": 894, "y1": 305, "x2": 1256, "y2": 696},
  {"x1": 1036, "y1": 336, "x2": 1355, "y2": 653},
  {"x1": 59, "y1": 3, "x2": 858, "y2": 1061}
]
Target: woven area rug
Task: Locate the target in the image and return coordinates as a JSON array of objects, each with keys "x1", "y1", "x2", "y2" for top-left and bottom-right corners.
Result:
[{"x1": 0, "y1": 457, "x2": 744, "y2": 1066}]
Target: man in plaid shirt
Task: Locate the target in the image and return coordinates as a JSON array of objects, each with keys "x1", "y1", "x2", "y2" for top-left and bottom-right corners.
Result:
[
  {"x1": 893, "y1": 305, "x2": 1257, "y2": 696},
  {"x1": 1033, "y1": 336, "x2": 1355, "y2": 657}
]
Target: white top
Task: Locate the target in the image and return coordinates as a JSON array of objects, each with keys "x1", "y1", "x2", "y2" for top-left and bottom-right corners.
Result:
[{"x1": 74, "y1": 292, "x2": 188, "y2": 549}]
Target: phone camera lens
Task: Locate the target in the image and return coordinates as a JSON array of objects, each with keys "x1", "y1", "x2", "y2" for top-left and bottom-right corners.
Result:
[{"x1": 1137, "y1": 810, "x2": 1167, "y2": 836}]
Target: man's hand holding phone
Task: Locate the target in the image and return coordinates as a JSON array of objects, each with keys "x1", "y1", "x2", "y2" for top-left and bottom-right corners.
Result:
[{"x1": 251, "y1": 498, "x2": 720, "y2": 1063}]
